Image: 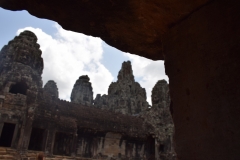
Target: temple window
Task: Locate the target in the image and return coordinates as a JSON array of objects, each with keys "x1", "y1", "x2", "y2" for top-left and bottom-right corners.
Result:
[{"x1": 9, "y1": 82, "x2": 28, "y2": 95}]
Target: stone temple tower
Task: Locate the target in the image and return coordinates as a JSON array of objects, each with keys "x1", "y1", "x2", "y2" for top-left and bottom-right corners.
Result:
[
  {"x1": 0, "y1": 30, "x2": 43, "y2": 105},
  {"x1": 70, "y1": 75, "x2": 93, "y2": 106},
  {"x1": 94, "y1": 61, "x2": 149, "y2": 115},
  {"x1": 142, "y1": 79, "x2": 175, "y2": 159},
  {"x1": 0, "y1": 30, "x2": 44, "y2": 151},
  {"x1": 151, "y1": 79, "x2": 170, "y2": 108},
  {"x1": 43, "y1": 80, "x2": 58, "y2": 100}
]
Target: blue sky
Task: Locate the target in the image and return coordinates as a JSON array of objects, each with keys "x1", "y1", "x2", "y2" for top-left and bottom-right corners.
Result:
[{"x1": 0, "y1": 7, "x2": 168, "y2": 104}]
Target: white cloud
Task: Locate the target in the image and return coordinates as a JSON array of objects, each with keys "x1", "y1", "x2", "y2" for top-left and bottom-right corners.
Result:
[
  {"x1": 17, "y1": 24, "x2": 114, "y2": 101},
  {"x1": 123, "y1": 53, "x2": 168, "y2": 105},
  {"x1": 16, "y1": 24, "x2": 168, "y2": 105}
]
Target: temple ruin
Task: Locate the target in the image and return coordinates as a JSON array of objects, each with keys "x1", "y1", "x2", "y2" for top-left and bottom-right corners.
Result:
[
  {"x1": 94, "y1": 61, "x2": 149, "y2": 115},
  {"x1": 0, "y1": 0, "x2": 239, "y2": 159},
  {"x1": 0, "y1": 31, "x2": 174, "y2": 159}
]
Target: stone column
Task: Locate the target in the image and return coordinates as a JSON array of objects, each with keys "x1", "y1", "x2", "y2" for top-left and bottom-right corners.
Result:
[
  {"x1": 11, "y1": 124, "x2": 19, "y2": 148},
  {"x1": 20, "y1": 123, "x2": 32, "y2": 151},
  {"x1": 155, "y1": 139, "x2": 160, "y2": 160},
  {"x1": 44, "y1": 130, "x2": 55, "y2": 156},
  {"x1": 19, "y1": 105, "x2": 36, "y2": 151},
  {"x1": 41, "y1": 129, "x2": 48, "y2": 151},
  {"x1": 71, "y1": 133, "x2": 78, "y2": 157},
  {"x1": 0, "y1": 122, "x2": 4, "y2": 137},
  {"x1": 0, "y1": 95, "x2": 5, "y2": 108},
  {"x1": 17, "y1": 118, "x2": 33, "y2": 152}
]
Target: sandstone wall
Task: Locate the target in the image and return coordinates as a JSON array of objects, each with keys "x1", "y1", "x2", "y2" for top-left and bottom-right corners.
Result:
[{"x1": 164, "y1": 0, "x2": 240, "y2": 159}]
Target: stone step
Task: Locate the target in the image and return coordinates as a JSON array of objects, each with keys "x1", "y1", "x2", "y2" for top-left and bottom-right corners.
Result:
[
  {"x1": 47, "y1": 158, "x2": 75, "y2": 160},
  {"x1": 6, "y1": 151, "x2": 17, "y2": 155},
  {"x1": 0, "y1": 147, "x2": 7, "y2": 151},
  {"x1": 0, "y1": 147, "x2": 99, "y2": 160},
  {"x1": 0, "y1": 154, "x2": 15, "y2": 159},
  {"x1": 0, "y1": 150, "x2": 7, "y2": 155},
  {"x1": 26, "y1": 152, "x2": 37, "y2": 157}
]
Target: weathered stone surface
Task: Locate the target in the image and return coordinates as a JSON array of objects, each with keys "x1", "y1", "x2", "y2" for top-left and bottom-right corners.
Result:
[
  {"x1": 0, "y1": 30, "x2": 44, "y2": 151},
  {"x1": 117, "y1": 61, "x2": 134, "y2": 83},
  {"x1": 163, "y1": 1, "x2": 240, "y2": 159},
  {"x1": 0, "y1": 33, "x2": 155, "y2": 160},
  {"x1": 43, "y1": 80, "x2": 59, "y2": 99},
  {"x1": 142, "y1": 80, "x2": 175, "y2": 160},
  {"x1": 152, "y1": 80, "x2": 170, "y2": 109},
  {"x1": 94, "y1": 94, "x2": 108, "y2": 109},
  {"x1": 0, "y1": 0, "x2": 210, "y2": 60},
  {"x1": 0, "y1": 30, "x2": 43, "y2": 104},
  {"x1": 71, "y1": 75, "x2": 93, "y2": 106},
  {"x1": 1, "y1": 1, "x2": 240, "y2": 160},
  {"x1": 94, "y1": 61, "x2": 149, "y2": 115}
]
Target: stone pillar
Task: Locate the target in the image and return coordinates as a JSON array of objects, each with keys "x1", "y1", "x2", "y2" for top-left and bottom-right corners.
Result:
[
  {"x1": 0, "y1": 122, "x2": 4, "y2": 137},
  {"x1": 44, "y1": 130, "x2": 55, "y2": 156},
  {"x1": 17, "y1": 118, "x2": 33, "y2": 152},
  {"x1": 41, "y1": 129, "x2": 48, "y2": 151},
  {"x1": 71, "y1": 133, "x2": 78, "y2": 157},
  {"x1": 17, "y1": 127, "x2": 25, "y2": 151},
  {"x1": 164, "y1": 0, "x2": 240, "y2": 159},
  {"x1": 19, "y1": 105, "x2": 36, "y2": 151},
  {"x1": 20, "y1": 124, "x2": 32, "y2": 151},
  {"x1": 0, "y1": 95, "x2": 5, "y2": 108},
  {"x1": 155, "y1": 139, "x2": 160, "y2": 160},
  {"x1": 11, "y1": 124, "x2": 19, "y2": 148}
]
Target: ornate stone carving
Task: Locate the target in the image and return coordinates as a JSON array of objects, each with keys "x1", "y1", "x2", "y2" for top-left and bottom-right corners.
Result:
[
  {"x1": 151, "y1": 79, "x2": 170, "y2": 108},
  {"x1": 43, "y1": 80, "x2": 59, "y2": 99},
  {"x1": 94, "y1": 61, "x2": 149, "y2": 115},
  {"x1": 71, "y1": 75, "x2": 93, "y2": 106},
  {"x1": 0, "y1": 30, "x2": 43, "y2": 104}
]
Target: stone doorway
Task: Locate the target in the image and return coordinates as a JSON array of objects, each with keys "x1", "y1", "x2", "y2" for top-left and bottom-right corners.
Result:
[
  {"x1": 28, "y1": 128, "x2": 46, "y2": 151},
  {"x1": 0, "y1": 123, "x2": 16, "y2": 147},
  {"x1": 53, "y1": 132, "x2": 73, "y2": 156},
  {"x1": 145, "y1": 135, "x2": 155, "y2": 160}
]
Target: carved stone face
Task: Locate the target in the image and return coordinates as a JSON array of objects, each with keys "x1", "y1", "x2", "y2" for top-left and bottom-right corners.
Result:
[
  {"x1": 152, "y1": 94, "x2": 160, "y2": 104},
  {"x1": 35, "y1": 59, "x2": 43, "y2": 74},
  {"x1": 16, "y1": 50, "x2": 33, "y2": 65}
]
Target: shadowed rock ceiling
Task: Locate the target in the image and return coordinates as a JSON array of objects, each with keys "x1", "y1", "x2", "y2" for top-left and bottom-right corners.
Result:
[{"x1": 0, "y1": 0, "x2": 211, "y2": 60}]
